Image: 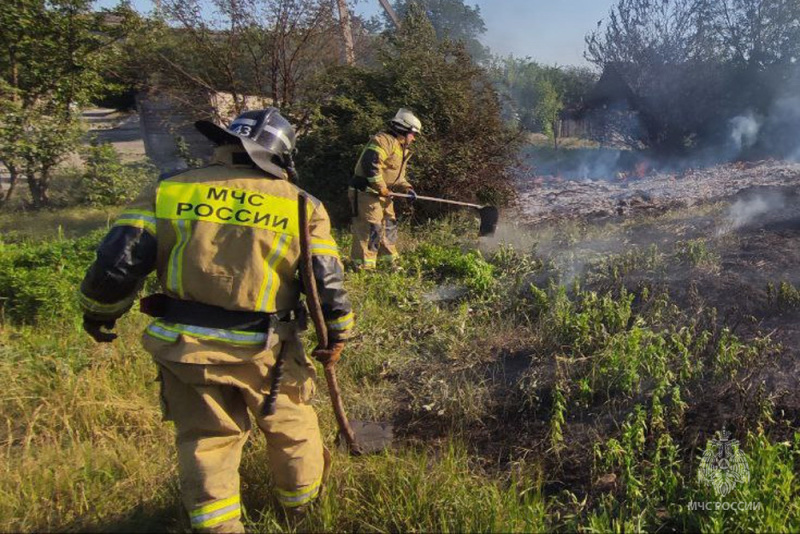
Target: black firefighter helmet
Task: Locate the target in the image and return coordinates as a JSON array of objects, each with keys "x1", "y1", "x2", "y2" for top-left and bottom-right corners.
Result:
[{"x1": 195, "y1": 108, "x2": 296, "y2": 178}]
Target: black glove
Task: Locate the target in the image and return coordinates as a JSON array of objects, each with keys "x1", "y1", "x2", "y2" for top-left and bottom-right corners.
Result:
[
  {"x1": 83, "y1": 317, "x2": 117, "y2": 343},
  {"x1": 407, "y1": 189, "x2": 417, "y2": 201}
]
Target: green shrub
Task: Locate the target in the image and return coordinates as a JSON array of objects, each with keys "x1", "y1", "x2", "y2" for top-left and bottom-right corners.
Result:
[
  {"x1": 79, "y1": 141, "x2": 156, "y2": 206},
  {"x1": 404, "y1": 243, "x2": 495, "y2": 294},
  {"x1": 0, "y1": 232, "x2": 102, "y2": 323},
  {"x1": 296, "y1": 5, "x2": 520, "y2": 224}
]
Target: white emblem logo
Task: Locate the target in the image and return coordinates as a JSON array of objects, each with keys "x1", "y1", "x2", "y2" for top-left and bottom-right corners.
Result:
[{"x1": 698, "y1": 430, "x2": 750, "y2": 497}]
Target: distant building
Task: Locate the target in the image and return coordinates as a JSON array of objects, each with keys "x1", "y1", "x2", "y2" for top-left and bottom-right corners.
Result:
[
  {"x1": 580, "y1": 64, "x2": 643, "y2": 148},
  {"x1": 135, "y1": 91, "x2": 274, "y2": 172}
]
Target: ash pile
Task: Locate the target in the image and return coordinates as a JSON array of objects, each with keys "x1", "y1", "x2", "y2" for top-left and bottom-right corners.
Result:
[{"x1": 515, "y1": 160, "x2": 800, "y2": 224}]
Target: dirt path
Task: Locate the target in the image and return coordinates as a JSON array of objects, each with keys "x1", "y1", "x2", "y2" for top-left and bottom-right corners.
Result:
[{"x1": 83, "y1": 107, "x2": 147, "y2": 162}]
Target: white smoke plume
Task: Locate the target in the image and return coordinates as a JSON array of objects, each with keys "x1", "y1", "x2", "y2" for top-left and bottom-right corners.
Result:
[
  {"x1": 771, "y1": 96, "x2": 800, "y2": 163},
  {"x1": 729, "y1": 112, "x2": 762, "y2": 153},
  {"x1": 478, "y1": 220, "x2": 538, "y2": 254},
  {"x1": 792, "y1": 146, "x2": 800, "y2": 164},
  {"x1": 480, "y1": 220, "x2": 626, "y2": 287},
  {"x1": 716, "y1": 192, "x2": 786, "y2": 236}
]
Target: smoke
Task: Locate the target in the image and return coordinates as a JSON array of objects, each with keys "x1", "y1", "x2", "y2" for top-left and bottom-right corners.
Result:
[
  {"x1": 480, "y1": 220, "x2": 626, "y2": 287},
  {"x1": 575, "y1": 150, "x2": 622, "y2": 181},
  {"x1": 716, "y1": 192, "x2": 786, "y2": 236},
  {"x1": 479, "y1": 220, "x2": 538, "y2": 254},
  {"x1": 768, "y1": 95, "x2": 800, "y2": 163},
  {"x1": 728, "y1": 112, "x2": 762, "y2": 153}
]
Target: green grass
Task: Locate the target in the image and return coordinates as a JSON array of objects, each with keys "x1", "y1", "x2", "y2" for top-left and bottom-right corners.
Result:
[
  {"x1": 0, "y1": 208, "x2": 798, "y2": 532},
  {"x1": 0, "y1": 206, "x2": 120, "y2": 243}
]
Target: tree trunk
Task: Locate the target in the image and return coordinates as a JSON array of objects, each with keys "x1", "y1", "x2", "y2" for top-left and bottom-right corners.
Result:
[
  {"x1": 27, "y1": 168, "x2": 50, "y2": 209},
  {"x1": 334, "y1": 0, "x2": 355, "y2": 65},
  {"x1": 0, "y1": 164, "x2": 19, "y2": 209},
  {"x1": 553, "y1": 119, "x2": 560, "y2": 150}
]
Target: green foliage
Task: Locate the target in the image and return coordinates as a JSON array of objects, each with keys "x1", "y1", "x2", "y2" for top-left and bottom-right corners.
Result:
[
  {"x1": 676, "y1": 238, "x2": 720, "y2": 269},
  {"x1": 550, "y1": 286, "x2": 634, "y2": 353},
  {"x1": 391, "y1": 0, "x2": 490, "y2": 62},
  {"x1": 767, "y1": 280, "x2": 800, "y2": 311},
  {"x1": 489, "y1": 57, "x2": 596, "y2": 132},
  {"x1": 0, "y1": 97, "x2": 85, "y2": 208},
  {"x1": 79, "y1": 141, "x2": 156, "y2": 207},
  {"x1": 302, "y1": 443, "x2": 546, "y2": 533},
  {"x1": 549, "y1": 380, "x2": 567, "y2": 451},
  {"x1": 534, "y1": 77, "x2": 563, "y2": 147},
  {"x1": 297, "y1": 6, "x2": 520, "y2": 222},
  {"x1": 403, "y1": 242, "x2": 495, "y2": 294},
  {"x1": 0, "y1": 232, "x2": 101, "y2": 323},
  {"x1": 1, "y1": 206, "x2": 796, "y2": 532},
  {"x1": 0, "y1": 0, "x2": 138, "y2": 208},
  {"x1": 714, "y1": 327, "x2": 761, "y2": 378}
]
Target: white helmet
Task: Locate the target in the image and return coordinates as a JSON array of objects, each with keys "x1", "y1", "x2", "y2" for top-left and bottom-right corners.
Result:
[{"x1": 389, "y1": 108, "x2": 422, "y2": 135}]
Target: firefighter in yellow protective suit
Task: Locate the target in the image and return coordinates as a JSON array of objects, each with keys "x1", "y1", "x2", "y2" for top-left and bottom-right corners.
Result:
[
  {"x1": 79, "y1": 108, "x2": 354, "y2": 533},
  {"x1": 349, "y1": 108, "x2": 422, "y2": 270}
]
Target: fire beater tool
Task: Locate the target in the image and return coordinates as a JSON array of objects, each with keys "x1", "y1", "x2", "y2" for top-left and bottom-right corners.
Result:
[
  {"x1": 296, "y1": 192, "x2": 393, "y2": 455},
  {"x1": 390, "y1": 192, "x2": 499, "y2": 236}
]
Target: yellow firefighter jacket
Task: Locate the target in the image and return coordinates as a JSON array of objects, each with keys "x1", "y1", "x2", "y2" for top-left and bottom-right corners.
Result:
[
  {"x1": 351, "y1": 131, "x2": 414, "y2": 194},
  {"x1": 79, "y1": 145, "x2": 354, "y2": 355}
]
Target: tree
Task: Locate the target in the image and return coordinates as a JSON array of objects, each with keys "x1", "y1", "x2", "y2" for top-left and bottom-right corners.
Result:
[
  {"x1": 584, "y1": 0, "x2": 800, "y2": 155},
  {"x1": 534, "y1": 77, "x2": 563, "y2": 150},
  {"x1": 0, "y1": 0, "x2": 135, "y2": 208},
  {"x1": 584, "y1": 0, "x2": 727, "y2": 152},
  {"x1": 391, "y1": 0, "x2": 489, "y2": 62},
  {"x1": 135, "y1": 0, "x2": 342, "y2": 120},
  {"x1": 489, "y1": 57, "x2": 545, "y2": 131},
  {"x1": 710, "y1": 0, "x2": 800, "y2": 118},
  {"x1": 712, "y1": 0, "x2": 800, "y2": 68},
  {"x1": 556, "y1": 66, "x2": 598, "y2": 113},
  {"x1": 296, "y1": 4, "x2": 519, "y2": 222},
  {"x1": 488, "y1": 57, "x2": 595, "y2": 135}
]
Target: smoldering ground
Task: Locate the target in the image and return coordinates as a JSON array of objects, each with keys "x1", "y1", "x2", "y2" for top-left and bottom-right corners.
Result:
[
  {"x1": 715, "y1": 190, "x2": 787, "y2": 237},
  {"x1": 403, "y1": 184, "x2": 800, "y2": 501}
]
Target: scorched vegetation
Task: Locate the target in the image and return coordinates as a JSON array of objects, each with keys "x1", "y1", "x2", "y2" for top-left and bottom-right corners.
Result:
[{"x1": 1, "y1": 202, "x2": 799, "y2": 532}]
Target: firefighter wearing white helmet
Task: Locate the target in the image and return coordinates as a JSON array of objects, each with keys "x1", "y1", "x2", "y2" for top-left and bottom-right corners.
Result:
[
  {"x1": 348, "y1": 108, "x2": 422, "y2": 270},
  {"x1": 79, "y1": 108, "x2": 354, "y2": 532}
]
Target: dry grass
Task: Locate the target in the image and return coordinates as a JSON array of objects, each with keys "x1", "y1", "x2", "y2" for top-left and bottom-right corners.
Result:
[
  {"x1": 0, "y1": 209, "x2": 798, "y2": 532},
  {"x1": 0, "y1": 206, "x2": 120, "y2": 242}
]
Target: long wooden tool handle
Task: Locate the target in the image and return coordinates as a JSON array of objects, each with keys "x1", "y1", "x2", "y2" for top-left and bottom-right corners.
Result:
[
  {"x1": 324, "y1": 364, "x2": 361, "y2": 454},
  {"x1": 298, "y1": 193, "x2": 360, "y2": 454},
  {"x1": 299, "y1": 193, "x2": 328, "y2": 349},
  {"x1": 390, "y1": 192, "x2": 483, "y2": 209}
]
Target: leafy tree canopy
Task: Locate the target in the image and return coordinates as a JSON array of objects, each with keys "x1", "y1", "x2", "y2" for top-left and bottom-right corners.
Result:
[
  {"x1": 391, "y1": 0, "x2": 489, "y2": 62},
  {"x1": 0, "y1": 0, "x2": 139, "y2": 208},
  {"x1": 584, "y1": 0, "x2": 800, "y2": 154},
  {"x1": 297, "y1": 4, "x2": 519, "y2": 223}
]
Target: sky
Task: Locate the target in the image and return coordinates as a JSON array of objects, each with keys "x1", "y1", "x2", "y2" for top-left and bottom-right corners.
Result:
[
  {"x1": 98, "y1": 0, "x2": 619, "y2": 67},
  {"x1": 353, "y1": 0, "x2": 618, "y2": 67}
]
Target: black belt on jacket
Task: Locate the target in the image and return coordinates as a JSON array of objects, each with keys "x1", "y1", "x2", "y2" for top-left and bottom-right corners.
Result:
[{"x1": 140, "y1": 294, "x2": 287, "y2": 332}]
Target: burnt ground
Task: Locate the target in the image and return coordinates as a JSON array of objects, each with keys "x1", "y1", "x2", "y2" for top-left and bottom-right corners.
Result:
[{"x1": 396, "y1": 163, "x2": 800, "y2": 502}]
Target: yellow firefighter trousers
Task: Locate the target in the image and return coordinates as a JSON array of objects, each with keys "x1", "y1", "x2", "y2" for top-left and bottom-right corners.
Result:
[
  {"x1": 144, "y1": 327, "x2": 324, "y2": 533},
  {"x1": 349, "y1": 188, "x2": 398, "y2": 270}
]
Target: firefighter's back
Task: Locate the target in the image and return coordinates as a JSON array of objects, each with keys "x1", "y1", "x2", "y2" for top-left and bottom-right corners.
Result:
[{"x1": 153, "y1": 158, "x2": 305, "y2": 315}]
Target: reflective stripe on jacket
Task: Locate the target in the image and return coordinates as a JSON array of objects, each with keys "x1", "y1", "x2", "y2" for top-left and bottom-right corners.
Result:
[
  {"x1": 79, "y1": 145, "x2": 354, "y2": 344},
  {"x1": 352, "y1": 131, "x2": 413, "y2": 194}
]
